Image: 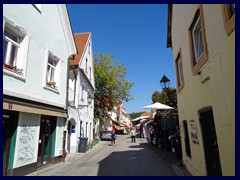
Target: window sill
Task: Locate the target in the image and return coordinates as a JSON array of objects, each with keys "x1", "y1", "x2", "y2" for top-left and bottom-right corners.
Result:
[
  {"x1": 3, "y1": 68, "x2": 26, "y2": 82},
  {"x1": 44, "y1": 86, "x2": 60, "y2": 94}
]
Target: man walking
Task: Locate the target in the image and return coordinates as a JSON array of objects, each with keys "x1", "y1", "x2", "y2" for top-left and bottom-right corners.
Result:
[{"x1": 111, "y1": 130, "x2": 116, "y2": 146}]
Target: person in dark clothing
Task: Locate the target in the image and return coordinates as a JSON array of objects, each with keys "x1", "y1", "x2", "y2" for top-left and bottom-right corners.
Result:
[
  {"x1": 154, "y1": 109, "x2": 162, "y2": 145},
  {"x1": 172, "y1": 126, "x2": 182, "y2": 159},
  {"x1": 111, "y1": 130, "x2": 116, "y2": 145}
]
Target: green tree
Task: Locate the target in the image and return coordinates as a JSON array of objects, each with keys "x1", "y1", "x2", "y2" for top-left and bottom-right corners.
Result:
[
  {"x1": 151, "y1": 88, "x2": 178, "y2": 109},
  {"x1": 129, "y1": 112, "x2": 145, "y2": 119},
  {"x1": 94, "y1": 53, "x2": 134, "y2": 119}
]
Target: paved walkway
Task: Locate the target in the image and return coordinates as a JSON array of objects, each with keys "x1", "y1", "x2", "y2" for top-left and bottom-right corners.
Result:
[{"x1": 26, "y1": 135, "x2": 191, "y2": 176}]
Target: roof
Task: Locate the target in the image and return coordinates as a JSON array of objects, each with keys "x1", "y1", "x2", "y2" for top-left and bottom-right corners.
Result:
[
  {"x1": 70, "y1": 32, "x2": 90, "y2": 66},
  {"x1": 126, "y1": 114, "x2": 131, "y2": 119},
  {"x1": 141, "y1": 112, "x2": 151, "y2": 117}
]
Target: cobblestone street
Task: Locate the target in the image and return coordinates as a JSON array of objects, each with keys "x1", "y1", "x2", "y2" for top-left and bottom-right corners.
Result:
[{"x1": 27, "y1": 135, "x2": 191, "y2": 176}]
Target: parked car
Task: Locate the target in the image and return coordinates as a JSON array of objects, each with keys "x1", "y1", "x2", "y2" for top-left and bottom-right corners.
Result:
[{"x1": 100, "y1": 131, "x2": 112, "y2": 140}]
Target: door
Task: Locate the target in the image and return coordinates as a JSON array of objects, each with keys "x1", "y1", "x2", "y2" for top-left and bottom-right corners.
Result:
[
  {"x1": 200, "y1": 109, "x2": 222, "y2": 176},
  {"x1": 37, "y1": 116, "x2": 56, "y2": 168},
  {"x1": 67, "y1": 121, "x2": 72, "y2": 153},
  {"x1": 3, "y1": 110, "x2": 18, "y2": 176}
]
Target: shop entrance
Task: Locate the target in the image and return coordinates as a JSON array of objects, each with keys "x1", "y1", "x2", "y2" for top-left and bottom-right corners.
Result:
[
  {"x1": 37, "y1": 115, "x2": 56, "y2": 168},
  {"x1": 200, "y1": 108, "x2": 222, "y2": 176},
  {"x1": 3, "y1": 110, "x2": 18, "y2": 176}
]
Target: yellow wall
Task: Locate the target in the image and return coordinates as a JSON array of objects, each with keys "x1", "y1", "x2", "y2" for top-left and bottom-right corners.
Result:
[{"x1": 171, "y1": 4, "x2": 235, "y2": 176}]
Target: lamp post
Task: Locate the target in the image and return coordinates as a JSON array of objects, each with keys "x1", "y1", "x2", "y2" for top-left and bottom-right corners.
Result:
[
  {"x1": 87, "y1": 95, "x2": 93, "y2": 105},
  {"x1": 78, "y1": 94, "x2": 93, "y2": 109},
  {"x1": 160, "y1": 74, "x2": 170, "y2": 90}
]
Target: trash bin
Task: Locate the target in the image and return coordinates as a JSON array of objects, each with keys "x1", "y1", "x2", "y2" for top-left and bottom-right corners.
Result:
[{"x1": 78, "y1": 137, "x2": 88, "y2": 153}]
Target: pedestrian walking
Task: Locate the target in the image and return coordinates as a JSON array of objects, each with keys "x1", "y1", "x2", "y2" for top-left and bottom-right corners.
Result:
[
  {"x1": 130, "y1": 127, "x2": 136, "y2": 142},
  {"x1": 111, "y1": 130, "x2": 116, "y2": 145}
]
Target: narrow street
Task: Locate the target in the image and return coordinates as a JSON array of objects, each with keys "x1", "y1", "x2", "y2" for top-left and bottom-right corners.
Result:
[{"x1": 27, "y1": 135, "x2": 190, "y2": 176}]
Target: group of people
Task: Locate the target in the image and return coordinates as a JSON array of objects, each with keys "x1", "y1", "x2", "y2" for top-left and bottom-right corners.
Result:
[
  {"x1": 110, "y1": 127, "x2": 137, "y2": 145},
  {"x1": 148, "y1": 109, "x2": 182, "y2": 159},
  {"x1": 110, "y1": 110, "x2": 182, "y2": 160}
]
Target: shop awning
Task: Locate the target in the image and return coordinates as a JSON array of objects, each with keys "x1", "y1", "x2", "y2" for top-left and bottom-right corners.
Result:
[
  {"x1": 114, "y1": 125, "x2": 122, "y2": 131},
  {"x1": 124, "y1": 124, "x2": 131, "y2": 129}
]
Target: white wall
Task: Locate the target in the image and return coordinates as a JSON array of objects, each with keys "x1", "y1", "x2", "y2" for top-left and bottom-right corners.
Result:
[{"x1": 3, "y1": 4, "x2": 70, "y2": 109}]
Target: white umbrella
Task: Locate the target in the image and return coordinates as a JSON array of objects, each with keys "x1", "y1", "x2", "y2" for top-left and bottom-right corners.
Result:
[
  {"x1": 143, "y1": 102, "x2": 174, "y2": 110},
  {"x1": 132, "y1": 117, "x2": 148, "y2": 121}
]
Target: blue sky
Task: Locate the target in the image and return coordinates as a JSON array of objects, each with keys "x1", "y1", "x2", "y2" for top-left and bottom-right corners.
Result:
[{"x1": 67, "y1": 4, "x2": 176, "y2": 114}]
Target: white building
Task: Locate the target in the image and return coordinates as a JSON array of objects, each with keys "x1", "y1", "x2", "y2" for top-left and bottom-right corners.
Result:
[
  {"x1": 3, "y1": 4, "x2": 76, "y2": 176},
  {"x1": 67, "y1": 32, "x2": 95, "y2": 153}
]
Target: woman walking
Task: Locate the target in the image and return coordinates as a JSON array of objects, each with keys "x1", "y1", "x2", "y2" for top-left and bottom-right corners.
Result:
[{"x1": 130, "y1": 127, "x2": 136, "y2": 143}]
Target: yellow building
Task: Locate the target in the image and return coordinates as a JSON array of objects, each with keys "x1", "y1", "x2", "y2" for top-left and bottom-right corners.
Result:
[{"x1": 167, "y1": 4, "x2": 235, "y2": 176}]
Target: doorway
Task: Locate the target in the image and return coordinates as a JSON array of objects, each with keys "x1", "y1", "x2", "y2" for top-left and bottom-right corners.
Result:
[
  {"x1": 67, "y1": 121, "x2": 72, "y2": 153},
  {"x1": 3, "y1": 110, "x2": 19, "y2": 176},
  {"x1": 37, "y1": 115, "x2": 56, "y2": 168},
  {"x1": 199, "y1": 108, "x2": 222, "y2": 176}
]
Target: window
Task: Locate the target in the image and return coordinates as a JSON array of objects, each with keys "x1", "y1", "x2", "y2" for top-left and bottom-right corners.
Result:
[
  {"x1": 85, "y1": 58, "x2": 88, "y2": 73},
  {"x1": 88, "y1": 43, "x2": 91, "y2": 55},
  {"x1": 3, "y1": 28, "x2": 20, "y2": 67},
  {"x1": 3, "y1": 18, "x2": 29, "y2": 77},
  {"x1": 46, "y1": 52, "x2": 60, "y2": 90},
  {"x1": 189, "y1": 5, "x2": 208, "y2": 75},
  {"x1": 80, "y1": 84, "x2": 85, "y2": 101},
  {"x1": 89, "y1": 67, "x2": 92, "y2": 80},
  {"x1": 222, "y1": 4, "x2": 235, "y2": 35},
  {"x1": 183, "y1": 120, "x2": 191, "y2": 158},
  {"x1": 175, "y1": 49, "x2": 184, "y2": 92}
]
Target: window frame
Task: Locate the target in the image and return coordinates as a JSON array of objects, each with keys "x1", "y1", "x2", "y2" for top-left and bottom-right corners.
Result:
[
  {"x1": 188, "y1": 5, "x2": 208, "y2": 75},
  {"x1": 45, "y1": 51, "x2": 60, "y2": 91},
  {"x1": 175, "y1": 48, "x2": 184, "y2": 92},
  {"x1": 88, "y1": 42, "x2": 91, "y2": 55},
  {"x1": 80, "y1": 83, "x2": 85, "y2": 102},
  {"x1": 85, "y1": 58, "x2": 88, "y2": 73},
  {"x1": 222, "y1": 4, "x2": 235, "y2": 35},
  {"x1": 3, "y1": 17, "x2": 29, "y2": 79}
]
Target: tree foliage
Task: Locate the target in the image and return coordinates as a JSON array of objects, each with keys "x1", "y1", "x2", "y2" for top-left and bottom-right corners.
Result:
[
  {"x1": 94, "y1": 53, "x2": 134, "y2": 117},
  {"x1": 151, "y1": 88, "x2": 178, "y2": 109},
  {"x1": 129, "y1": 112, "x2": 145, "y2": 119}
]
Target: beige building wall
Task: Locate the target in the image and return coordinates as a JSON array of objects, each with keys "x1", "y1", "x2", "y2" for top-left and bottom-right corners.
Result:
[{"x1": 171, "y1": 4, "x2": 235, "y2": 176}]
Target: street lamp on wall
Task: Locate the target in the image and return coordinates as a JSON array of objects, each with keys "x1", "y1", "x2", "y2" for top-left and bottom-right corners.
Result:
[
  {"x1": 160, "y1": 74, "x2": 170, "y2": 90},
  {"x1": 78, "y1": 94, "x2": 94, "y2": 109},
  {"x1": 87, "y1": 94, "x2": 93, "y2": 105}
]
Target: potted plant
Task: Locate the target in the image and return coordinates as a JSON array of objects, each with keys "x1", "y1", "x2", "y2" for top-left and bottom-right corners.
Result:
[
  {"x1": 47, "y1": 81, "x2": 58, "y2": 90},
  {"x1": 3, "y1": 63, "x2": 16, "y2": 71}
]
